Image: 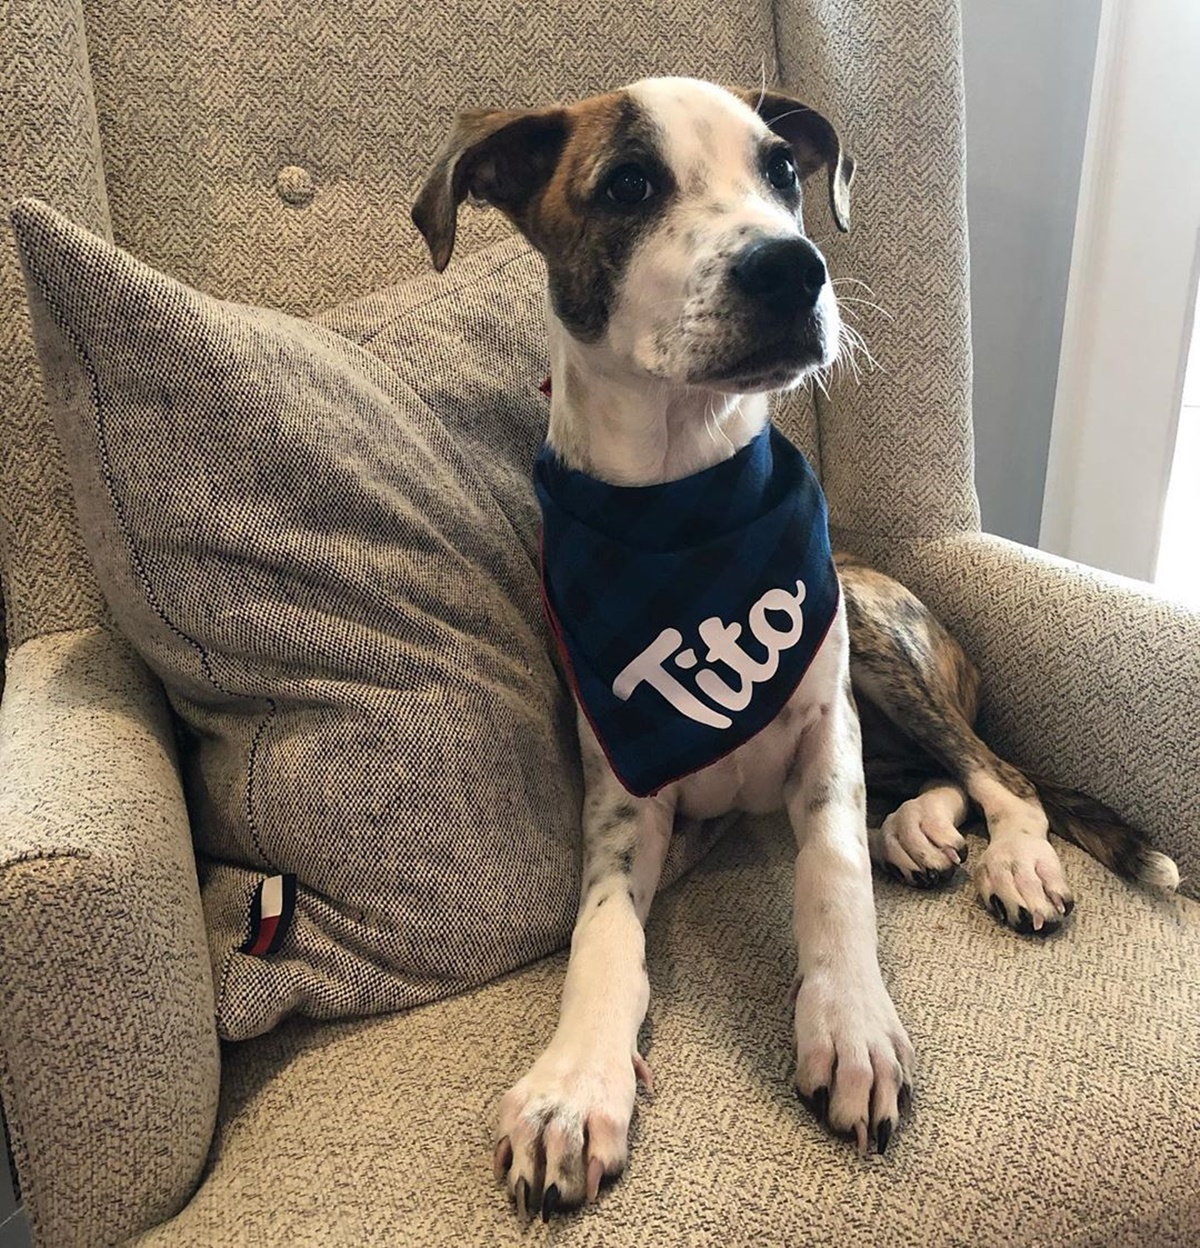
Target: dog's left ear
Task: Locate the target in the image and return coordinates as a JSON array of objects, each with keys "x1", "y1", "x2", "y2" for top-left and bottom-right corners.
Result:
[
  {"x1": 733, "y1": 89, "x2": 855, "y2": 232},
  {"x1": 412, "y1": 106, "x2": 570, "y2": 271}
]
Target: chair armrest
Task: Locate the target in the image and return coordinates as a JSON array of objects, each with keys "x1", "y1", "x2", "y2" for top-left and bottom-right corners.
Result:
[
  {"x1": 0, "y1": 627, "x2": 218, "y2": 1247},
  {"x1": 854, "y1": 530, "x2": 1200, "y2": 895}
]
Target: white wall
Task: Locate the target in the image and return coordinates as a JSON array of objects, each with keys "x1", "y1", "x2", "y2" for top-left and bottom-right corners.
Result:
[{"x1": 962, "y1": 0, "x2": 1101, "y2": 546}]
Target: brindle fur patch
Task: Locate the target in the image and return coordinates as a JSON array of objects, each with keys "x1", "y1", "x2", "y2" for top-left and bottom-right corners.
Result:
[
  {"x1": 837, "y1": 552, "x2": 989, "y2": 785},
  {"x1": 530, "y1": 93, "x2": 676, "y2": 340},
  {"x1": 836, "y1": 551, "x2": 1164, "y2": 881}
]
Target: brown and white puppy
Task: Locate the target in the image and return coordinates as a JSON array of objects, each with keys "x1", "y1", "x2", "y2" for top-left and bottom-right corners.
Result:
[{"x1": 413, "y1": 76, "x2": 1179, "y2": 1221}]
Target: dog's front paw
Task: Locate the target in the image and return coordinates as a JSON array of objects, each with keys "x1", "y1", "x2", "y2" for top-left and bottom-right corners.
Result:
[
  {"x1": 494, "y1": 1040, "x2": 651, "y2": 1219},
  {"x1": 973, "y1": 835, "x2": 1074, "y2": 935},
  {"x1": 792, "y1": 968, "x2": 914, "y2": 1155}
]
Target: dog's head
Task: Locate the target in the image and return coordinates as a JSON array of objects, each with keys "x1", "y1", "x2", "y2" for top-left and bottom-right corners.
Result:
[{"x1": 413, "y1": 77, "x2": 853, "y2": 395}]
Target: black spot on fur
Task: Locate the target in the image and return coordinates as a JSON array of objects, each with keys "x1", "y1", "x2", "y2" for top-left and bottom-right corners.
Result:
[
  {"x1": 807, "y1": 781, "x2": 836, "y2": 812},
  {"x1": 599, "y1": 801, "x2": 638, "y2": 837}
]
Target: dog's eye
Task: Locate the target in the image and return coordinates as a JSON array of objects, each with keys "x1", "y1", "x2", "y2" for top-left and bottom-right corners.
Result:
[
  {"x1": 605, "y1": 164, "x2": 654, "y2": 206},
  {"x1": 766, "y1": 149, "x2": 798, "y2": 192}
]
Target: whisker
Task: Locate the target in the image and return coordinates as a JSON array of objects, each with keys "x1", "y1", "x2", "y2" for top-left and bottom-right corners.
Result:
[
  {"x1": 702, "y1": 394, "x2": 736, "y2": 453},
  {"x1": 835, "y1": 296, "x2": 895, "y2": 321},
  {"x1": 830, "y1": 277, "x2": 880, "y2": 297},
  {"x1": 836, "y1": 336, "x2": 861, "y2": 385},
  {"x1": 762, "y1": 105, "x2": 819, "y2": 126},
  {"x1": 838, "y1": 321, "x2": 884, "y2": 376}
]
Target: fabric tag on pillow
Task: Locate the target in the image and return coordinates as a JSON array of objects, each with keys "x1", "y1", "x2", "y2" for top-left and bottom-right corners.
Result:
[
  {"x1": 241, "y1": 874, "x2": 297, "y2": 957},
  {"x1": 535, "y1": 424, "x2": 840, "y2": 797}
]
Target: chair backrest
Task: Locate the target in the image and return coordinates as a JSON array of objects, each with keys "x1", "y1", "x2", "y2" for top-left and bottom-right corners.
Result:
[{"x1": 2, "y1": 0, "x2": 979, "y2": 655}]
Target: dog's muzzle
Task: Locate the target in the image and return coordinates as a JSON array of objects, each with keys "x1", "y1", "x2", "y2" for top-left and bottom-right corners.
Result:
[{"x1": 688, "y1": 236, "x2": 832, "y2": 388}]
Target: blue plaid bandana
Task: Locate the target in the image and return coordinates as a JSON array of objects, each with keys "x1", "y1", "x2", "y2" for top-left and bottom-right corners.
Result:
[{"x1": 535, "y1": 424, "x2": 840, "y2": 797}]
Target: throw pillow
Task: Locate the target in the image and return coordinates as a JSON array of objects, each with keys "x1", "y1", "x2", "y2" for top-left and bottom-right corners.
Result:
[{"x1": 13, "y1": 199, "x2": 730, "y2": 1039}]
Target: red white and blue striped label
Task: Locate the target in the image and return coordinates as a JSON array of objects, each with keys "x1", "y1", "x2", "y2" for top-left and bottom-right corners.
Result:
[{"x1": 241, "y1": 874, "x2": 296, "y2": 957}]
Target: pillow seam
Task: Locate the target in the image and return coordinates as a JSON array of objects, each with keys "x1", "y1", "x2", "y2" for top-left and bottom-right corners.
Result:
[{"x1": 351, "y1": 249, "x2": 538, "y2": 347}]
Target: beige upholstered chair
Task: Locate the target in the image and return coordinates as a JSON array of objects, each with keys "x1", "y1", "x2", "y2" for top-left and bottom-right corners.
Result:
[{"x1": 3, "y1": 2, "x2": 1198, "y2": 1244}]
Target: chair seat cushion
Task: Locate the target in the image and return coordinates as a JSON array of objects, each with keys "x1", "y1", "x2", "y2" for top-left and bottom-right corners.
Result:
[{"x1": 135, "y1": 816, "x2": 1200, "y2": 1247}]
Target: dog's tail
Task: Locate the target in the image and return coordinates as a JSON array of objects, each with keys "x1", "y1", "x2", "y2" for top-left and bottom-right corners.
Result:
[{"x1": 1029, "y1": 772, "x2": 1180, "y2": 890}]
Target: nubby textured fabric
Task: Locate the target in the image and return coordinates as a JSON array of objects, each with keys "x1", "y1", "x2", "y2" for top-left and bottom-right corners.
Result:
[
  {"x1": 537, "y1": 426, "x2": 839, "y2": 796},
  {"x1": 5, "y1": 1, "x2": 1200, "y2": 1245},
  {"x1": 12, "y1": 200, "x2": 725, "y2": 1043}
]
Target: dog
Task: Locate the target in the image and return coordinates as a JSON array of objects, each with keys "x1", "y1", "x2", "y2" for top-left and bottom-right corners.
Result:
[{"x1": 413, "y1": 76, "x2": 1180, "y2": 1220}]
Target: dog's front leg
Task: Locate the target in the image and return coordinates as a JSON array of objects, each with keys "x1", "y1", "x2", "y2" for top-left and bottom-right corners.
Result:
[
  {"x1": 786, "y1": 614, "x2": 914, "y2": 1154},
  {"x1": 494, "y1": 717, "x2": 672, "y2": 1218}
]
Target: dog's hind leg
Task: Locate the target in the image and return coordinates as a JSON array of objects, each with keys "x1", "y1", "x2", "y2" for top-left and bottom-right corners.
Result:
[
  {"x1": 855, "y1": 692, "x2": 972, "y2": 889},
  {"x1": 837, "y1": 555, "x2": 1075, "y2": 935},
  {"x1": 494, "y1": 714, "x2": 670, "y2": 1218}
]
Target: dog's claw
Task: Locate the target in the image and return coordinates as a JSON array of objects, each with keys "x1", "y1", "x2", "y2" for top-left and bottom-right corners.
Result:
[
  {"x1": 811, "y1": 1085, "x2": 830, "y2": 1122},
  {"x1": 989, "y1": 895, "x2": 1008, "y2": 924},
  {"x1": 877, "y1": 1118, "x2": 893, "y2": 1155},
  {"x1": 541, "y1": 1184, "x2": 560, "y2": 1222},
  {"x1": 515, "y1": 1177, "x2": 531, "y2": 1221},
  {"x1": 586, "y1": 1156, "x2": 604, "y2": 1202},
  {"x1": 854, "y1": 1120, "x2": 868, "y2": 1157},
  {"x1": 633, "y1": 1051, "x2": 654, "y2": 1093},
  {"x1": 493, "y1": 1136, "x2": 512, "y2": 1181}
]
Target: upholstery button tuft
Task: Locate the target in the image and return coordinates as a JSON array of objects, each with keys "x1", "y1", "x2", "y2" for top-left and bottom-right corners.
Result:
[{"x1": 275, "y1": 165, "x2": 315, "y2": 206}]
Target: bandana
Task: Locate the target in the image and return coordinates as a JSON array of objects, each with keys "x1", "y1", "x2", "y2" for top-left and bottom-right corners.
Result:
[{"x1": 536, "y1": 424, "x2": 840, "y2": 797}]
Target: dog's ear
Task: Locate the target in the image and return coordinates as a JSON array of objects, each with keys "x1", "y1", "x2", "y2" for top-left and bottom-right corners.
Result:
[
  {"x1": 733, "y1": 89, "x2": 855, "y2": 233},
  {"x1": 412, "y1": 107, "x2": 570, "y2": 271}
]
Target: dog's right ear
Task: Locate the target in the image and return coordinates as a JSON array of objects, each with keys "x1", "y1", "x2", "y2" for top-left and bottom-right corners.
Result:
[
  {"x1": 730, "y1": 88, "x2": 855, "y2": 233},
  {"x1": 412, "y1": 107, "x2": 570, "y2": 271}
]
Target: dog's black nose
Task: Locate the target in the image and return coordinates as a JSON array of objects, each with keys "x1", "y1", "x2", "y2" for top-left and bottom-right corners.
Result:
[{"x1": 731, "y1": 238, "x2": 827, "y2": 315}]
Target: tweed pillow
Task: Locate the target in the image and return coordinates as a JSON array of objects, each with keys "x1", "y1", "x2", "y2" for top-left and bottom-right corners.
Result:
[{"x1": 12, "y1": 199, "x2": 727, "y2": 1040}]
